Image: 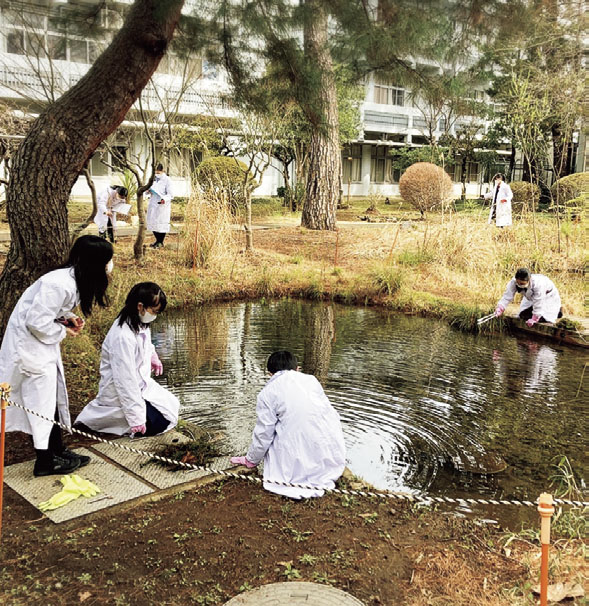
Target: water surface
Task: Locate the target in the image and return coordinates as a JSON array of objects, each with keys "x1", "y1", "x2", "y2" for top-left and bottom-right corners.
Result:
[{"x1": 151, "y1": 300, "x2": 586, "y2": 521}]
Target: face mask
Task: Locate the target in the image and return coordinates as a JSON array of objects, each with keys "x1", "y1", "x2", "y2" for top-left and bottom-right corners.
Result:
[
  {"x1": 515, "y1": 283, "x2": 528, "y2": 292},
  {"x1": 140, "y1": 311, "x2": 158, "y2": 324},
  {"x1": 106, "y1": 259, "x2": 114, "y2": 274}
]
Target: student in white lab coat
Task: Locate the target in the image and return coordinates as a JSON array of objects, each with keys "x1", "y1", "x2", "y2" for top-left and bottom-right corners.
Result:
[
  {"x1": 483, "y1": 173, "x2": 513, "y2": 227},
  {"x1": 0, "y1": 235, "x2": 113, "y2": 477},
  {"x1": 95, "y1": 185, "x2": 128, "y2": 243},
  {"x1": 230, "y1": 351, "x2": 346, "y2": 499},
  {"x1": 75, "y1": 282, "x2": 179, "y2": 437},
  {"x1": 146, "y1": 164, "x2": 173, "y2": 249},
  {"x1": 494, "y1": 267, "x2": 563, "y2": 326}
]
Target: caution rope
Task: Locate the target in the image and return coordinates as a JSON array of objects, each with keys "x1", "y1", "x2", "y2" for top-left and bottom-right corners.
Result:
[{"x1": 2, "y1": 396, "x2": 588, "y2": 509}]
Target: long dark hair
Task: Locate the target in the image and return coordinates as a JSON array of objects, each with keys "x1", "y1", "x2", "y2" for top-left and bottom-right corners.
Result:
[
  {"x1": 65, "y1": 235, "x2": 113, "y2": 316},
  {"x1": 117, "y1": 282, "x2": 167, "y2": 333}
]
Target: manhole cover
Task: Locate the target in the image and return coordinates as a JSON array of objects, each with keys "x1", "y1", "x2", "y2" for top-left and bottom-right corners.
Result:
[{"x1": 223, "y1": 581, "x2": 365, "y2": 605}]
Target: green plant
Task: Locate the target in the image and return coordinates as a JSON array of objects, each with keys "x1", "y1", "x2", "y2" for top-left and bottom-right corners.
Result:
[
  {"x1": 372, "y1": 266, "x2": 404, "y2": 296},
  {"x1": 509, "y1": 181, "x2": 541, "y2": 213},
  {"x1": 298, "y1": 554, "x2": 318, "y2": 566},
  {"x1": 550, "y1": 172, "x2": 589, "y2": 209},
  {"x1": 279, "y1": 562, "x2": 301, "y2": 579}
]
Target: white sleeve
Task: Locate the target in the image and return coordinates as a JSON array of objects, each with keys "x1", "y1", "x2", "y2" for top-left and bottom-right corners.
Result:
[
  {"x1": 498, "y1": 279, "x2": 517, "y2": 309},
  {"x1": 503, "y1": 184, "x2": 513, "y2": 202},
  {"x1": 246, "y1": 390, "x2": 278, "y2": 464},
  {"x1": 24, "y1": 281, "x2": 68, "y2": 345},
  {"x1": 162, "y1": 176, "x2": 173, "y2": 204},
  {"x1": 110, "y1": 333, "x2": 146, "y2": 427}
]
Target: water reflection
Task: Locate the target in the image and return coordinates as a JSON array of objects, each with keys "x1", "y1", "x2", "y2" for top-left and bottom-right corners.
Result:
[{"x1": 152, "y1": 300, "x2": 586, "y2": 508}]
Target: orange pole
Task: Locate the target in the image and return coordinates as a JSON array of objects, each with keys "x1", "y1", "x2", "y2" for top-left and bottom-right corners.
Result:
[
  {"x1": 538, "y1": 493, "x2": 554, "y2": 606},
  {"x1": 0, "y1": 383, "x2": 10, "y2": 539}
]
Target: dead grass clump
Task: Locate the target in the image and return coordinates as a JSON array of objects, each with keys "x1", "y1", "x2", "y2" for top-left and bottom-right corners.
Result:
[{"x1": 181, "y1": 187, "x2": 235, "y2": 269}]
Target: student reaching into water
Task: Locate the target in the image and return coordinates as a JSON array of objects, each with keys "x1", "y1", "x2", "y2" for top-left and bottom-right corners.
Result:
[
  {"x1": 0, "y1": 235, "x2": 113, "y2": 477},
  {"x1": 75, "y1": 282, "x2": 179, "y2": 437},
  {"x1": 230, "y1": 350, "x2": 346, "y2": 499},
  {"x1": 494, "y1": 267, "x2": 563, "y2": 327}
]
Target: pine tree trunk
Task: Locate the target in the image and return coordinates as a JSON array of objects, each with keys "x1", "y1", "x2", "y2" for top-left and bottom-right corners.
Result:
[
  {"x1": 0, "y1": 0, "x2": 184, "y2": 335},
  {"x1": 300, "y1": 0, "x2": 340, "y2": 231}
]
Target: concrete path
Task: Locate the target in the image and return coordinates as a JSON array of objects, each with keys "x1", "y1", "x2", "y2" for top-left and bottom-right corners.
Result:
[{"x1": 3, "y1": 429, "x2": 235, "y2": 524}]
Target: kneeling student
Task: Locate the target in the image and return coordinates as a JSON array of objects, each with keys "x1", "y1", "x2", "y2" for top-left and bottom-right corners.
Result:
[
  {"x1": 76, "y1": 282, "x2": 179, "y2": 437},
  {"x1": 231, "y1": 350, "x2": 346, "y2": 499}
]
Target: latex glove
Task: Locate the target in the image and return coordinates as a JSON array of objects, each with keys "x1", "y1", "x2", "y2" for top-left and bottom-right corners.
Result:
[
  {"x1": 38, "y1": 474, "x2": 100, "y2": 511},
  {"x1": 230, "y1": 456, "x2": 257, "y2": 468},
  {"x1": 526, "y1": 314, "x2": 540, "y2": 327},
  {"x1": 494, "y1": 304, "x2": 505, "y2": 317},
  {"x1": 130, "y1": 424, "x2": 146, "y2": 436},
  {"x1": 151, "y1": 352, "x2": 163, "y2": 376}
]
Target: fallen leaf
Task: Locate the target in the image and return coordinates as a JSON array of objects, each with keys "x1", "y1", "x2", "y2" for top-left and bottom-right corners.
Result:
[
  {"x1": 78, "y1": 591, "x2": 92, "y2": 603},
  {"x1": 531, "y1": 582, "x2": 585, "y2": 602}
]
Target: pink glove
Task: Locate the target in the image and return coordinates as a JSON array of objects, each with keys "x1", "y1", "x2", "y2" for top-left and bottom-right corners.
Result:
[
  {"x1": 151, "y1": 353, "x2": 163, "y2": 376},
  {"x1": 130, "y1": 424, "x2": 146, "y2": 435},
  {"x1": 526, "y1": 314, "x2": 540, "y2": 327},
  {"x1": 494, "y1": 304, "x2": 505, "y2": 317},
  {"x1": 230, "y1": 456, "x2": 257, "y2": 468}
]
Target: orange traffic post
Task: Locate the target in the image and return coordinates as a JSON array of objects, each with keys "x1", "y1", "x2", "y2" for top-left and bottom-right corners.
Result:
[
  {"x1": 0, "y1": 383, "x2": 10, "y2": 539},
  {"x1": 538, "y1": 492, "x2": 554, "y2": 606}
]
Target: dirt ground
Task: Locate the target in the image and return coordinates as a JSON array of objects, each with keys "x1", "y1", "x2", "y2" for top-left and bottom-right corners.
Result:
[{"x1": 2, "y1": 471, "x2": 531, "y2": 606}]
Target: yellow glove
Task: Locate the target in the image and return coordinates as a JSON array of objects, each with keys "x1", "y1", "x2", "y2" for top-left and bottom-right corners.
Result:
[{"x1": 38, "y1": 474, "x2": 101, "y2": 511}]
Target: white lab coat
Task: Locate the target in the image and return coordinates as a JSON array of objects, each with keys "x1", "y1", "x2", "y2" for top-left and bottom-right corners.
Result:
[
  {"x1": 94, "y1": 186, "x2": 121, "y2": 233},
  {"x1": 246, "y1": 370, "x2": 346, "y2": 499},
  {"x1": 498, "y1": 275, "x2": 562, "y2": 323},
  {"x1": 75, "y1": 320, "x2": 179, "y2": 435},
  {"x1": 0, "y1": 268, "x2": 79, "y2": 449},
  {"x1": 484, "y1": 182, "x2": 513, "y2": 227},
  {"x1": 146, "y1": 173, "x2": 173, "y2": 233}
]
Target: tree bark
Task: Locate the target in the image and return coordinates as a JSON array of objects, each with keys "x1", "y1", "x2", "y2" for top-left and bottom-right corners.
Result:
[
  {"x1": 300, "y1": 0, "x2": 340, "y2": 231},
  {"x1": 0, "y1": 0, "x2": 184, "y2": 335}
]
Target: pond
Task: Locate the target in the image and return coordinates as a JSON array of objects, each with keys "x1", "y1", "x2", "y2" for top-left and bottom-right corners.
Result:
[{"x1": 151, "y1": 300, "x2": 586, "y2": 523}]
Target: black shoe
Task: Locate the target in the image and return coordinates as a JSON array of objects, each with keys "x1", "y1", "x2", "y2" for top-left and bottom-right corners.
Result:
[
  {"x1": 59, "y1": 448, "x2": 91, "y2": 468},
  {"x1": 34, "y1": 455, "x2": 81, "y2": 477},
  {"x1": 150, "y1": 242, "x2": 158, "y2": 248}
]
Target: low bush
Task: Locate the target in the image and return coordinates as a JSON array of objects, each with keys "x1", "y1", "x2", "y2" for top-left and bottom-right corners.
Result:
[
  {"x1": 399, "y1": 162, "x2": 453, "y2": 218},
  {"x1": 550, "y1": 172, "x2": 589, "y2": 216},
  {"x1": 509, "y1": 181, "x2": 541, "y2": 214}
]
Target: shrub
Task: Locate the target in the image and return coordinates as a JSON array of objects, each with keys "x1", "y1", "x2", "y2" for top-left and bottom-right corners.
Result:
[
  {"x1": 195, "y1": 156, "x2": 258, "y2": 213},
  {"x1": 550, "y1": 172, "x2": 589, "y2": 216},
  {"x1": 509, "y1": 181, "x2": 541, "y2": 213},
  {"x1": 398, "y1": 162, "x2": 453, "y2": 218}
]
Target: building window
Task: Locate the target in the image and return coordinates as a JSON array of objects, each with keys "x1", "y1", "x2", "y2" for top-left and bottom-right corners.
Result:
[
  {"x1": 342, "y1": 144, "x2": 362, "y2": 183},
  {"x1": 6, "y1": 30, "x2": 24, "y2": 55},
  {"x1": 466, "y1": 161, "x2": 480, "y2": 183},
  {"x1": 373, "y1": 78, "x2": 405, "y2": 106},
  {"x1": 90, "y1": 151, "x2": 109, "y2": 177},
  {"x1": 371, "y1": 146, "x2": 387, "y2": 183},
  {"x1": 111, "y1": 146, "x2": 128, "y2": 172}
]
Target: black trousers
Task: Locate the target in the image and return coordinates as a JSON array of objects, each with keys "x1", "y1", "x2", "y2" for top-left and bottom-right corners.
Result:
[
  {"x1": 34, "y1": 410, "x2": 64, "y2": 465},
  {"x1": 519, "y1": 306, "x2": 563, "y2": 322},
  {"x1": 153, "y1": 231, "x2": 166, "y2": 244},
  {"x1": 100, "y1": 218, "x2": 115, "y2": 243},
  {"x1": 144, "y1": 400, "x2": 169, "y2": 436}
]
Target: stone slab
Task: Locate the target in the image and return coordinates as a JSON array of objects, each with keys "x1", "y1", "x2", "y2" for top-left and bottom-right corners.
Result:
[
  {"x1": 3, "y1": 447, "x2": 154, "y2": 524},
  {"x1": 223, "y1": 582, "x2": 365, "y2": 605},
  {"x1": 92, "y1": 431, "x2": 234, "y2": 489}
]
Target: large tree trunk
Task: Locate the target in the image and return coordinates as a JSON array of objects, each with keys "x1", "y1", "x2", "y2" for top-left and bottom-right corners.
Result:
[
  {"x1": 300, "y1": 0, "x2": 340, "y2": 231},
  {"x1": 0, "y1": 0, "x2": 184, "y2": 335}
]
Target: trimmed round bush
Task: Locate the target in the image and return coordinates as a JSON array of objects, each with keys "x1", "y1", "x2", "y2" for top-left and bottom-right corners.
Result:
[
  {"x1": 550, "y1": 172, "x2": 589, "y2": 213},
  {"x1": 195, "y1": 156, "x2": 258, "y2": 212},
  {"x1": 509, "y1": 181, "x2": 541, "y2": 213},
  {"x1": 399, "y1": 162, "x2": 453, "y2": 218}
]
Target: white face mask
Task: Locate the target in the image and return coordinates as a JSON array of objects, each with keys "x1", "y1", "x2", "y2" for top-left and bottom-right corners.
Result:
[
  {"x1": 140, "y1": 310, "x2": 158, "y2": 324},
  {"x1": 106, "y1": 259, "x2": 114, "y2": 274}
]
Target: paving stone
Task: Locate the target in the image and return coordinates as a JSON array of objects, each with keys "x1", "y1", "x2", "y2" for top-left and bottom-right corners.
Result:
[
  {"x1": 92, "y1": 431, "x2": 234, "y2": 489},
  {"x1": 3, "y1": 447, "x2": 153, "y2": 524},
  {"x1": 223, "y1": 582, "x2": 365, "y2": 605}
]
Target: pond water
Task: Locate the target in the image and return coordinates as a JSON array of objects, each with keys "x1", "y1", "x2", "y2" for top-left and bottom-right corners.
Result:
[{"x1": 151, "y1": 300, "x2": 586, "y2": 522}]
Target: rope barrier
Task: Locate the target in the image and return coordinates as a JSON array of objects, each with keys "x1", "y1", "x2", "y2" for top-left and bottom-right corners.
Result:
[{"x1": 2, "y1": 394, "x2": 588, "y2": 509}]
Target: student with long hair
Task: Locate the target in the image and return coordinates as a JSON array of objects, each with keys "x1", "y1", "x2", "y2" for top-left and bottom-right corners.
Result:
[
  {"x1": 75, "y1": 282, "x2": 179, "y2": 437},
  {"x1": 146, "y1": 163, "x2": 173, "y2": 249},
  {"x1": 0, "y1": 235, "x2": 113, "y2": 477}
]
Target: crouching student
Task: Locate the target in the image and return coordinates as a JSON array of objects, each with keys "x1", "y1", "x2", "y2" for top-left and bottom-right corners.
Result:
[
  {"x1": 75, "y1": 282, "x2": 179, "y2": 437},
  {"x1": 494, "y1": 267, "x2": 562, "y2": 327},
  {"x1": 230, "y1": 350, "x2": 346, "y2": 499}
]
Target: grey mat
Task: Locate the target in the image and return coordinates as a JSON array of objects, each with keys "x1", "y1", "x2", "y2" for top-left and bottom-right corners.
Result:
[{"x1": 3, "y1": 447, "x2": 154, "y2": 523}]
